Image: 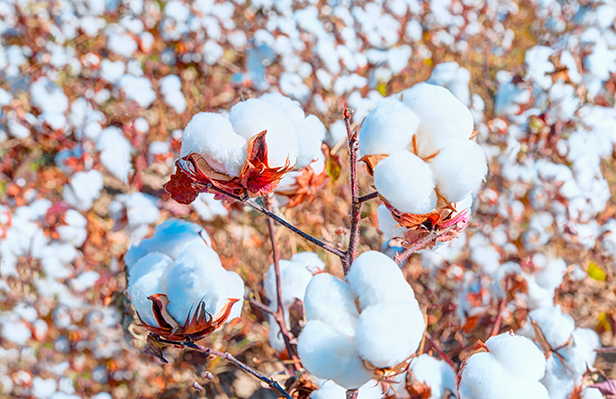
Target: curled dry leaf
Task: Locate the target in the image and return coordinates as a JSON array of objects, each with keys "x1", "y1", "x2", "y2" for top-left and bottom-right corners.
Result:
[
  {"x1": 140, "y1": 293, "x2": 239, "y2": 341},
  {"x1": 276, "y1": 148, "x2": 330, "y2": 207},
  {"x1": 164, "y1": 131, "x2": 294, "y2": 204}
]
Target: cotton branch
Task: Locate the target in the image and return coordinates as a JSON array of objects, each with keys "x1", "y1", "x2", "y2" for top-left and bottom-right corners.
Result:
[
  {"x1": 154, "y1": 336, "x2": 293, "y2": 399},
  {"x1": 343, "y1": 106, "x2": 362, "y2": 274},
  {"x1": 263, "y1": 196, "x2": 301, "y2": 372},
  {"x1": 393, "y1": 224, "x2": 458, "y2": 266}
]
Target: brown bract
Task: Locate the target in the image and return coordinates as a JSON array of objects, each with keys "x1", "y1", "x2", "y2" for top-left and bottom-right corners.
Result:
[
  {"x1": 276, "y1": 149, "x2": 330, "y2": 208},
  {"x1": 138, "y1": 293, "x2": 239, "y2": 342},
  {"x1": 164, "y1": 131, "x2": 294, "y2": 204}
]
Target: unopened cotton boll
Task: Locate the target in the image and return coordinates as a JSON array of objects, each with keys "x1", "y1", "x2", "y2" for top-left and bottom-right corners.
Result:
[
  {"x1": 346, "y1": 251, "x2": 417, "y2": 310},
  {"x1": 400, "y1": 83, "x2": 474, "y2": 156},
  {"x1": 355, "y1": 301, "x2": 424, "y2": 368},
  {"x1": 228, "y1": 99, "x2": 299, "y2": 168},
  {"x1": 373, "y1": 150, "x2": 437, "y2": 214},
  {"x1": 180, "y1": 112, "x2": 248, "y2": 177},
  {"x1": 429, "y1": 139, "x2": 488, "y2": 203},
  {"x1": 358, "y1": 97, "x2": 419, "y2": 157},
  {"x1": 165, "y1": 243, "x2": 231, "y2": 322}
]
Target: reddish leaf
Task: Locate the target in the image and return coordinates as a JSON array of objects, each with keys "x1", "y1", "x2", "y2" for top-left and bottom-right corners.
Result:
[{"x1": 163, "y1": 167, "x2": 199, "y2": 205}]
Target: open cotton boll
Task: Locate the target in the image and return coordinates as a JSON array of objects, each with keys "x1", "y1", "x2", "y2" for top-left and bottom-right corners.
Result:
[
  {"x1": 355, "y1": 301, "x2": 424, "y2": 368},
  {"x1": 295, "y1": 115, "x2": 326, "y2": 169},
  {"x1": 429, "y1": 139, "x2": 487, "y2": 203},
  {"x1": 62, "y1": 170, "x2": 104, "y2": 211},
  {"x1": 290, "y1": 252, "x2": 324, "y2": 274},
  {"x1": 96, "y1": 126, "x2": 133, "y2": 183},
  {"x1": 264, "y1": 260, "x2": 313, "y2": 309},
  {"x1": 124, "y1": 219, "x2": 210, "y2": 270},
  {"x1": 374, "y1": 150, "x2": 437, "y2": 214},
  {"x1": 400, "y1": 83, "x2": 474, "y2": 156},
  {"x1": 304, "y1": 273, "x2": 360, "y2": 336},
  {"x1": 165, "y1": 243, "x2": 230, "y2": 322},
  {"x1": 180, "y1": 112, "x2": 248, "y2": 177},
  {"x1": 127, "y1": 253, "x2": 174, "y2": 284},
  {"x1": 377, "y1": 204, "x2": 409, "y2": 241},
  {"x1": 226, "y1": 271, "x2": 245, "y2": 322},
  {"x1": 358, "y1": 97, "x2": 419, "y2": 157},
  {"x1": 346, "y1": 251, "x2": 417, "y2": 310},
  {"x1": 228, "y1": 99, "x2": 299, "y2": 168},
  {"x1": 310, "y1": 380, "x2": 383, "y2": 399},
  {"x1": 484, "y1": 332, "x2": 547, "y2": 381},
  {"x1": 259, "y1": 92, "x2": 305, "y2": 123},
  {"x1": 408, "y1": 354, "x2": 457, "y2": 399},
  {"x1": 127, "y1": 256, "x2": 173, "y2": 326},
  {"x1": 526, "y1": 306, "x2": 575, "y2": 349}
]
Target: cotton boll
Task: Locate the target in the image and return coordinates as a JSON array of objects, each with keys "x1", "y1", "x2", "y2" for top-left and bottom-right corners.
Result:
[
  {"x1": 311, "y1": 380, "x2": 383, "y2": 399},
  {"x1": 355, "y1": 301, "x2": 424, "y2": 368},
  {"x1": 165, "y1": 243, "x2": 229, "y2": 322},
  {"x1": 127, "y1": 256, "x2": 172, "y2": 326},
  {"x1": 180, "y1": 112, "x2": 248, "y2": 177},
  {"x1": 225, "y1": 271, "x2": 245, "y2": 322},
  {"x1": 429, "y1": 139, "x2": 487, "y2": 203},
  {"x1": 347, "y1": 251, "x2": 417, "y2": 310},
  {"x1": 373, "y1": 151, "x2": 437, "y2": 214},
  {"x1": 62, "y1": 170, "x2": 104, "y2": 211},
  {"x1": 333, "y1": 354, "x2": 378, "y2": 390},
  {"x1": 358, "y1": 97, "x2": 419, "y2": 157},
  {"x1": 296, "y1": 115, "x2": 326, "y2": 169},
  {"x1": 259, "y1": 92, "x2": 305, "y2": 123},
  {"x1": 527, "y1": 306, "x2": 575, "y2": 349},
  {"x1": 264, "y1": 260, "x2": 313, "y2": 309},
  {"x1": 127, "y1": 252, "x2": 174, "y2": 285},
  {"x1": 124, "y1": 219, "x2": 209, "y2": 270},
  {"x1": 400, "y1": 83, "x2": 474, "y2": 156},
  {"x1": 458, "y1": 352, "x2": 510, "y2": 399},
  {"x1": 228, "y1": 99, "x2": 299, "y2": 168},
  {"x1": 377, "y1": 204, "x2": 409, "y2": 241},
  {"x1": 290, "y1": 252, "x2": 324, "y2": 274},
  {"x1": 408, "y1": 354, "x2": 457, "y2": 399},
  {"x1": 303, "y1": 274, "x2": 359, "y2": 336},
  {"x1": 297, "y1": 320, "x2": 372, "y2": 389},
  {"x1": 485, "y1": 333, "x2": 547, "y2": 381}
]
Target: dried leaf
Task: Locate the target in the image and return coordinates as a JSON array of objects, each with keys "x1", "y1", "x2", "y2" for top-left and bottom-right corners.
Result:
[
  {"x1": 359, "y1": 154, "x2": 387, "y2": 176},
  {"x1": 145, "y1": 334, "x2": 168, "y2": 363},
  {"x1": 327, "y1": 153, "x2": 342, "y2": 181},
  {"x1": 588, "y1": 262, "x2": 607, "y2": 281},
  {"x1": 163, "y1": 167, "x2": 200, "y2": 205}
]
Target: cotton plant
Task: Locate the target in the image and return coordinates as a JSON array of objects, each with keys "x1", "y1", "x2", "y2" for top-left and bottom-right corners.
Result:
[
  {"x1": 360, "y1": 82, "x2": 487, "y2": 253},
  {"x1": 389, "y1": 354, "x2": 457, "y2": 399},
  {"x1": 297, "y1": 251, "x2": 425, "y2": 389}
]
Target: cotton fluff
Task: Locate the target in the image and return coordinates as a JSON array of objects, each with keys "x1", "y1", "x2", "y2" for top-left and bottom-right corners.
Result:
[
  {"x1": 458, "y1": 332, "x2": 549, "y2": 399},
  {"x1": 62, "y1": 170, "x2": 104, "y2": 211},
  {"x1": 403, "y1": 354, "x2": 456, "y2": 399},
  {"x1": 373, "y1": 151, "x2": 437, "y2": 214},
  {"x1": 358, "y1": 97, "x2": 419, "y2": 157},
  {"x1": 124, "y1": 219, "x2": 211, "y2": 270},
  {"x1": 264, "y1": 252, "x2": 324, "y2": 351},
  {"x1": 127, "y1": 241, "x2": 244, "y2": 328},
  {"x1": 429, "y1": 139, "x2": 487, "y2": 203},
  {"x1": 310, "y1": 380, "x2": 383, "y2": 399},
  {"x1": 96, "y1": 126, "x2": 133, "y2": 183},
  {"x1": 400, "y1": 83, "x2": 474, "y2": 156},
  {"x1": 298, "y1": 251, "x2": 424, "y2": 389}
]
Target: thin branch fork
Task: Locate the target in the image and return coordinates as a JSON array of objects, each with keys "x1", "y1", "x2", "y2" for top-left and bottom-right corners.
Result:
[
  {"x1": 154, "y1": 336, "x2": 294, "y2": 399},
  {"x1": 264, "y1": 197, "x2": 301, "y2": 372}
]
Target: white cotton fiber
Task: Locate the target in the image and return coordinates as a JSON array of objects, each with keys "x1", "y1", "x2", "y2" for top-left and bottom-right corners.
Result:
[
  {"x1": 290, "y1": 252, "x2": 324, "y2": 273},
  {"x1": 373, "y1": 150, "x2": 437, "y2": 214},
  {"x1": 428, "y1": 139, "x2": 487, "y2": 203},
  {"x1": 303, "y1": 274, "x2": 360, "y2": 336},
  {"x1": 127, "y1": 255, "x2": 172, "y2": 326},
  {"x1": 527, "y1": 306, "x2": 575, "y2": 348},
  {"x1": 259, "y1": 92, "x2": 305, "y2": 123},
  {"x1": 226, "y1": 271, "x2": 245, "y2": 322},
  {"x1": 96, "y1": 126, "x2": 133, "y2": 183},
  {"x1": 228, "y1": 99, "x2": 299, "y2": 168},
  {"x1": 124, "y1": 219, "x2": 209, "y2": 270},
  {"x1": 400, "y1": 83, "x2": 474, "y2": 156},
  {"x1": 264, "y1": 260, "x2": 313, "y2": 309},
  {"x1": 297, "y1": 320, "x2": 372, "y2": 389},
  {"x1": 180, "y1": 112, "x2": 248, "y2": 177},
  {"x1": 165, "y1": 243, "x2": 229, "y2": 322},
  {"x1": 355, "y1": 301, "x2": 424, "y2": 368},
  {"x1": 311, "y1": 380, "x2": 383, "y2": 399},
  {"x1": 347, "y1": 251, "x2": 416, "y2": 310},
  {"x1": 377, "y1": 204, "x2": 409, "y2": 241},
  {"x1": 62, "y1": 170, "x2": 104, "y2": 211},
  {"x1": 296, "y1": 114, "x2": 326, "y2": 169},
  {"x1": 358, "y1": 97, "x2": 419, "y2": 157},
  {"x1": 485, "y1": 332, "x2": 546, "y2": 381},
  {"x1": 408, "y1": 354, "x2": 457, "y2": 399}
]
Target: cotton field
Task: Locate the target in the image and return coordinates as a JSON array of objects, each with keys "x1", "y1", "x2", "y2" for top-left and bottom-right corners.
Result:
[{"x1": 1, "y1": 0, "x2": 615, "y2": 398}]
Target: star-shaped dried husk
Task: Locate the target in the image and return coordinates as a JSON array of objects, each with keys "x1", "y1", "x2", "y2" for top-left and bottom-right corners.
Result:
[
  {"x1": 164, "y1": 131, "x2": 294, "y2": 204},
  {"x1": 276, "y1": 147, "x2": 330, "y2": 208},
  {"x1": 138, "y1": 293, "x2": 239, "y2": 342}
]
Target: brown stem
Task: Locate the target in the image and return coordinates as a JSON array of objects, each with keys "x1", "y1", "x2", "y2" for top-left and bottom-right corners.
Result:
[
  {"x1": 263, "y1": 197, "x2": 301, "y2": 372},
  {"x1": 244, "y1": 199, "x2": 346, "y2": 259},
  {"x1": 394, "y1": 225, "x2": 457, "y2": 266},
  {"x1": 491, "y1": 277, "x2": 511, "y2": 337},
  {"x1": 344, "y1": 106, "x2": 361, "y2": 274},
  {"x1": 358, "y1": 191, "x2": 378, "y2": 204},
  {"x1": 346, "y1": 389, "x2": 359, "y2": 399},
  {"x1": 156, "y1": 337, "x2": 293, "y2": 399},
  {"x1": 423, "y1": 331, "x2": 456, "y2": 369}
]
